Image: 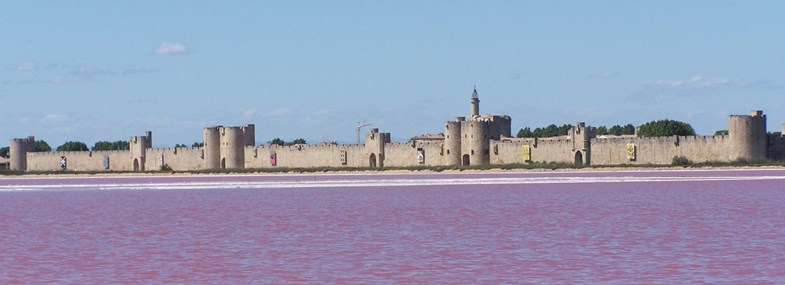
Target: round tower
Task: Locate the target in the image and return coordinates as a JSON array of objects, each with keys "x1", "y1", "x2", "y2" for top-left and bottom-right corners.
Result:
[
  {"x1": 220, "y1": 126, "x2": 245, "y2": 169},
  {"x1": 9, "y1": 136, "x2": 34, "y2": 171},
  {"x1": 470, "y1": 87, "x2": 480, "y2": 118},
  {"x1": 203, "y1": 126, "x2": 221, "y2": 169},
  {"x1": 462, "y1": 121, "x2": 489, "y2": 165},
  {"x1": 728, "y1": 110, "x2": 767, "y2": 161},
  {"x1": 444, "y1": 120, "x2": 462, "y2": 166}
]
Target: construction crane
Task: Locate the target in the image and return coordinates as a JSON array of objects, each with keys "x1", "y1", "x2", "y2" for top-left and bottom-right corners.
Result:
[{"x1": 357, "y1": 121, "x2": 373, "y2": 144}]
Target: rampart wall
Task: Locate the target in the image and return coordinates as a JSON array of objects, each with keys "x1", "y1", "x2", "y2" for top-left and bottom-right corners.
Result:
[
  {"x1": 247, "y1": 144, "x2": 367, "y2": 168},
  {"x1": 27, "y1": 150, "x2": 134, "y2": 171},
  {"x1": 383, "y1": 141, "x2": 445, "y2": 167},
  {"x1": 768, "y1": 136, "x2": 785, "y2": 160},
  {"x1": 491, "y1": 138, "x2": 576, "y2": 165},
  {"x1": 144, "y1": 147, "x2": 205, "y2": 171},
  {"x1": 591, "y1": 135, "x2": 730, "y2": 165},
  {"x1": 491, "y1": 134, "x2": 733, "y2": 166},
  {"x1": 25, "y1": 147, "x2": 208, "y2": 172},
  {"x1": 10, "y1": 106, "x2": 777, "y2": 172}
]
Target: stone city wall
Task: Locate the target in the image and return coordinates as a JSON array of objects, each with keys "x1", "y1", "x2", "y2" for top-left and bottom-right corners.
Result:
[
  {"x1": 144, "y1": 147, "x2": 205, "y2": 171},
  {"x1": 12, "y1": 109, "x2": 777, "y2": 172},
  {"x1": 491, "y1": 138, "x2": 577, "y2": 165},
  {"x1": 591, "y1": 135, "x2": 730, "y2": 165},
  {"x1": 768, "y1": 136, "x2": 785, "y2": 160},
  {"x1": 492, "y1": 134, "x2": 734, "y2": 166},
  {"x1": 27, "y1": 150, "x2": 135, "y2": 171},
  {"x1": 383, "y1": 140, "x2": 446, "y2": 167},
  {"x1": 248, "y1": 144, "x2": 367, "y2": 169}
]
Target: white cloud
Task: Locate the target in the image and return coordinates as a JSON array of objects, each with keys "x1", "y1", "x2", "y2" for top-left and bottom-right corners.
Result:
[
  {"x1": 242, "y1": 108, "x2": 257, "y2": 120},
  {"x1": 155, "y1": 42, "x2": 188, "y2": 55},
  {"x1": 40, "y1": 113, "x2": 67, "y2": 123},
  {"x1": 588, "y1": 71, "x2": 618, "y2": 79},
  {"x1": 9, "y1": 61, "x2": 37, "y2": 71},
  {"x1": 122, "y1": 66, "x2": 156, "y2": 75},
  {"x1": 52, "y1": 75, "x2": 82, "y2": 84},
  {"x1": 266, "y1": 108, "x2": 292, "y2": 117},
  {"x1": 638, "y1": 75, "x2": 781, "y2": 96},
  {"x1": 313, "y1": 109, "x2": 336, "y2": 116},
  {"x1": 654, "y1": 75, "x2": 743, "y2": 90}
]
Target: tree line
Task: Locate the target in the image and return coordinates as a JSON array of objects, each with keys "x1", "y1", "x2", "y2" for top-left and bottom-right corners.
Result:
[
  {"x1": 1, "y1": 137, "x2": 310, "y2": 158},
  {"x1": 516, "y1": 119, "x2": 696, "y2": 138},
  {"x1": 268, "y1": 138, "x2": 307, "y2": 146},
  {"x1": 1, "y1": 140, "x2": 130, "y2": 158}
]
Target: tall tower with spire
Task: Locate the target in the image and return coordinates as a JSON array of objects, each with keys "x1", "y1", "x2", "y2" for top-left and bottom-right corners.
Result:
[{"x1": 470, "y1": 86, "x2": 480, "y2": 117}]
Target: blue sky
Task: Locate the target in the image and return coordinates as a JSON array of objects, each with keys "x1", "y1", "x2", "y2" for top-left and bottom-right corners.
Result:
[{"x1": 2, "y1": 1, "x2": 784, "y2": 147}]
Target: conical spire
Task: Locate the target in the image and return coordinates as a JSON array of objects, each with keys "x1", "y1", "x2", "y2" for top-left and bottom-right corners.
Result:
[{"x1": 472, "y1": 86, "x2": 478, "y2": 99}]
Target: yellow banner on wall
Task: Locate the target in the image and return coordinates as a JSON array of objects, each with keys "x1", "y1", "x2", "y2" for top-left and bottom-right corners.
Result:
[
  {"x1": 522, "y1": 145, "x2": 531, "y2": 162},
  {"x1": 626, "y1": 143, "x2": 636, "y2": 161}
]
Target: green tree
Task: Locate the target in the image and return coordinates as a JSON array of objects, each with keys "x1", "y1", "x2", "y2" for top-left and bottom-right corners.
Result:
[
  {"x1": 92, "y1": 140, "x2": 129, "y2": 151},
  {"x1": 622, "y1": 124, "x2": 636, "y2": 135},
  {"x1": 268, "y1": 138, "x2": 307, "y2": 146},
  {"x1": 714, "y1": 130, "x2": 729, "y2": 136},
  {"x1": 0, "y1": 146, "x2": 8, "y2": 158},
  {"x1": 558, "y1": 124, "x2": 573, "y2": 136},
  {"x1": 191, "y1": 142, "x2": 204, "y2": 148},
  {"x1": 57, "y1": 141, "x2": 89, "y2": 152},
  {"x1": 175, "y1": 144, "x2": 188, "y2": 148},
  {"x1": 532, "y1": 127, "x2": 543, "y2": 138},
  {"x1": 608, "y1": 125, "x2": 623, "y2": 136},
  {"x1": 516, "y1": 124, "x2": 573, "y2": 138},
  {"x1": 34, "y1": 140, "x2": 52, "y2": 152},
  {"x1": 637, "y1": 119, "x2": 696, "y2": 137},
  {"x1": 543, "y1": 124, "x2": 560, "y2": 137},
  {"x1": 596, "y1": 126, "x2": 608, "y2": 136},
  {"x1": 516, "y1": 127, "x2": 534, "y2": 138}
]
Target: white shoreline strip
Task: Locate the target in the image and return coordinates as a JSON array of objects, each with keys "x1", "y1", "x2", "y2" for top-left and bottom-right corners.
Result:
[
  {"x1": 2, "y1": 175, "x2": 784, "y2": 191},
  {"x1": 2, "y1": 167, "x2": 785, "y2": 182}
]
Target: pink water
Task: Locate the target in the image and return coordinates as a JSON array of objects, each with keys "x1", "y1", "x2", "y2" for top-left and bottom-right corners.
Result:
[{"x1": 2, "y1": 170, "x2": 785, "y2": 284}]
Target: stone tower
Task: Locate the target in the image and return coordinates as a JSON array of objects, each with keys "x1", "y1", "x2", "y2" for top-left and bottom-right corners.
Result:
[
  {"x1": 569, "y1": 122, "x2": 597, "y2": 165},
  {"x1": 203, "y1": 125, "x2": 252, "y2": 169},
  {"x1": 470, "y1": 87, "x2": 480, "y2": 118},
  {"x1": 365, "y1": 128, "x2": 389, "y2": 167},
  {"x1": 129, "y1": 132, "x2": 151, "y2": 171},
  {"x1": 9, "y1": 136, "x2": 35, "y2": 171},
  {"x1": 220, "y1": 126, "x2": 245, "y2": 169},
  {"x1": 144, "y1": 131, "x2": 153, "y2": 149},
  {"x1": 728, "y1": 110, "x2": 767, "y2": 161},
  {"x1": 203, "y1": 126, "x2": 222, "y2": 169},
  {"x1": 442, "y1": 88, "x2": 511, "y2": 166},
  {"x1": 242, "y1": 124, "x2": 255, "y2": 146},
  {"x1": 462, "y1": 120, "x2": 490, "y2": 165},
  {"x1": 443, "y1": 119, "x2": 462, "y2": 166}
]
